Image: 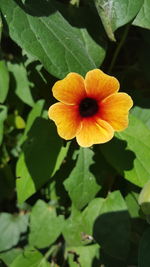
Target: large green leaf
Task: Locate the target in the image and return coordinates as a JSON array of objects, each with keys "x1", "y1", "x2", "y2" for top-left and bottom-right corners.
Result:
[
  {"x1": 133, "y1": 0, "x2": 150, "y2": 30},
  {"x1": 16, "y1": 99, "x2": 69, "y2": 203},
  {"x1": 0, "y1": 0, "x2": 105, "y2": 79},
  {"x1": 138, "y1": 227, "x2": 150, "y2": 267},
  {"x1": 0, "y1": 105, "x2": 7, "y2": 146},
  {"x1": 10, "y1": 248, "x2": 50, "y2": 267},
  {"x1": 16, "y1": 119, "x2": 68, "y2": 203},
  {"x1": 0, "y1": 213, "x2": 28, "y2": 252},
  {"x1": 0, "y1": 60, "x2": 9, "y2": 103},
  {"x1": 101, "y1": 114, "x2": 150, "y2": 187},
  {"x1": 8, "y1": 62, "x2": 34, "y2": 107},
  {"x1": 29, "y1": 200, "x2": 64, "y2": 248},
  {"x1": 64, "y1": 147, "x2": 101, "y2": 210},
  {"x1": 93, "y1": 0, "x2": 143, "y2": 41}
]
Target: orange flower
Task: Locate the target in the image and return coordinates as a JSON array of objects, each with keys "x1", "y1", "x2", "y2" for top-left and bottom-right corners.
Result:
[{"x1": 48, "y1": 69, "x2": 133, "y2": 147}]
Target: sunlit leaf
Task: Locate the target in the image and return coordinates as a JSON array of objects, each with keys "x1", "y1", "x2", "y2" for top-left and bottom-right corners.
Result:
[
  {"x1": 10, "y1": 248, "x2": 50, "y2": 267},
  {"x1": 29, "y1": 200, "x2": 64, "y2": 248},
  {"x1": 0, "y1": 213, "x2": 28, "y2": 252},
  {"x1": 133, "y1": 0, "x2": 150, "y2": 30},
  {"x1": 67, "y1": 244, "x2": 100, "y2": 267},
  {"x1": 0, "y1": 60, "x2": 9, "y2": 103},
  {"x1": 131, "y1": 106, "x2": 150, "y2": 130},
  {"x1": 0, "y1": 249, "x2": 22, "y2": 266},
  {"x1": 101, "y1": 115, "x2": 150, "y2": 187},
  {"x1": 93, "y1": 0, "x2": 143, "y2": 40},
  {"x1": 0, "y1": 105, "x2": 7, "y2": 146},
  {"x1": 64, "y1": 147, "x2": 101, "y2": 210},
  {"x1": 8, "y1": 62, "x2": 34, "y2": 107},
  {"x1": 0, "y1": 0, "x2": 105, "y2": 78}
]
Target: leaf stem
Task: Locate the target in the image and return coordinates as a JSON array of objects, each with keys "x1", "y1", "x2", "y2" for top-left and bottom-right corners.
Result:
[{"x1": 108, "y1": 24, "x2": 130, "y2": 74}]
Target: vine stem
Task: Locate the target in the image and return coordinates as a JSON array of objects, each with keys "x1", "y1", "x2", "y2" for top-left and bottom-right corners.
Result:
[{"x1": 108, "y1": 24, "x2": 130, "y2": 74}]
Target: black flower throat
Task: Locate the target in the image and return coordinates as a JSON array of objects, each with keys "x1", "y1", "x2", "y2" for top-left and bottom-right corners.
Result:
[{"x1": 79, "y1": 97, "x2": 99, "y2": 118}]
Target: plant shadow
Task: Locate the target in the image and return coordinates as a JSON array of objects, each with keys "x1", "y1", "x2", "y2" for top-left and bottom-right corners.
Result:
[
  {"x1": 93, "y1": 210, "x2": 131, "y2": 262},
  {"x1": 89, "y1": 137, "x2": 136, "y2": 197},
  {"x1": 21, "y1": 117, "x2": 62, "y2": 191}
]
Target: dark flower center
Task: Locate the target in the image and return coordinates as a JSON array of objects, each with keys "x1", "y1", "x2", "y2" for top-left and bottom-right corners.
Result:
[{"x1": 79, "y1": 97, "x2": 99, "y2": 118}]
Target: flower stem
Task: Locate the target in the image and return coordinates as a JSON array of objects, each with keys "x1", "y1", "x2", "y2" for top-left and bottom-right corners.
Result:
[{"x1": 108, "y1": 24, "x2": 130, "y2": 74}]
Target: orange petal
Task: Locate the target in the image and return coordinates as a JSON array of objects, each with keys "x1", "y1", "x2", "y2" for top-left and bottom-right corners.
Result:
[
  {"x1": 76, "y1": 118, "x2": 114, "y2": 147},
  {"x1": 52, "y1": 73, "x2": 86, "y2": 105},
  {"x1": 48, "y1": 102, "x2": 81, "y2": 140},
  {"x1": 100, "y1": 93, "x2": 133, "y2": 131},
  {"x1": 85, "y1": 69, "x2": 120, "y2": 100}
]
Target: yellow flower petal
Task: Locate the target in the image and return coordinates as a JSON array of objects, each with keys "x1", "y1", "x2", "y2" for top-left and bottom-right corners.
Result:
[
  {"x1": 100, "y1": 93, "x2": 133, "y2": 131},
  {"x1": 48, "y1": 102, "x2": 81, "y2": 140},
  {"x1": 76, "y1": 118, "x2": 114, "y2": 147},
  {"x1": 52, "y1": 73, "x2": 86, "y2": 105},
  {"x1": 85, "y1": 69, "x2": 120, "y2": 100}
]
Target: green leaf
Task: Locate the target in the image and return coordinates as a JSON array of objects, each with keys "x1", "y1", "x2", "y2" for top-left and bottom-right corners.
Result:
[
  {"x1": 15, "y1": 115, "x2": 25, "y2": 129},
  {"x1": 29, "y1": 200, "x2": 64, "y2": 248},
  {"x1": 0, "y1": 213, "x2": 28, "y2": 252},
  {"x1": 0, "y1": 0, "x2": 105, "y2": 78},
  {"x1": 93, "y1": 0, "x2": 143, "y2": 40},
  {"x1": 133, "y1": 0, "x2": 150, "y2": 30},
  {"x1": 63, "y1": 206, "x2": 87, "y2": 247},
  {"x1": 19, "y1": 99, "x2": 45, "y2": 146},
  {"x1": 62, "y1": 199, "x2": 104, "y2": 247},
  {"x1": 51, "y1": 142, "x2": 70, "y2": 177},
  {"x1": 0, "y1": 248, "x2": 22, "y2": 265},
  {"x1": 138, "y1": 180, "x2": 150, "y2": 215},
  {"x1": 63, "y1": 191, "x2": 130, "y2": 259},
  {"x1": 131, "y1": 106, "x2": 150, "y2": 130},
  {"x1": 64, "y1": 147, "x2": 101, "y2": 210},
  {"x1": 0, "y1": 105, "x2": 7, "y2": 146},
  {"x1": 93, "y1": 191, "x2": 131, "y2": 260},
  {"x1": 8, "y1": 62, "x2": 34, "y2": 107},
  {"x1": 0, "y1": 60, "x2": 9, "y2": 103},
  {"x1": 82, "y1": 198, "x2": 105, "y2": 235},
  {"x1": 101, "y1": 114, "x2": 150, "y2": 188},
  {"x1": 67, "y1": 244, "x2": 100, "y2": 267},
  {"x1": 10, "y1": 248, "x2": 50, "y2": 267},
  {"x1": 125, "y1": 192, "x2": 139, "y2": 218},
  {"x1": 16, "y1": 119, "x2": 68, "y2": 203},
  {"x1": 139, "y1": 227, "x2": 150, "y2": 267}
]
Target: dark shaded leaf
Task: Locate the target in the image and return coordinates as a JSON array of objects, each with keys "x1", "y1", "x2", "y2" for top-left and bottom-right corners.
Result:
[{"x1": 138, "y1": 227, "x2": 150, "y2": 267}]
